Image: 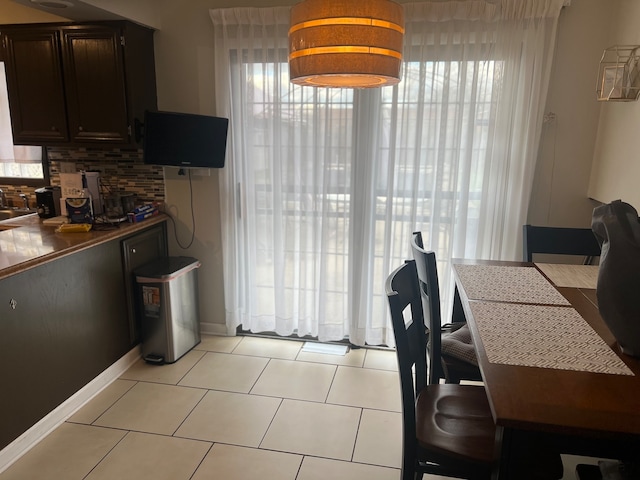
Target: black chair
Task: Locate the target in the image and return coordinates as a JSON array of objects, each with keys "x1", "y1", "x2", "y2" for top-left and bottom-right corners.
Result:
[
  {"x1": 523, "y1": 224, "x2": 601, "y2": 264},
  {"x1": 575, "y1": 464, "x2": 601, "y2": 480},
  {"x1": 386, "y1": 260, "x2": 564, "y2": 480},
  {"x1": 411, "y1": 231, "x2": 482, "y2": 384},
  {"x1": 576, "y1": 461, "x2": 640, "y2": 480}
]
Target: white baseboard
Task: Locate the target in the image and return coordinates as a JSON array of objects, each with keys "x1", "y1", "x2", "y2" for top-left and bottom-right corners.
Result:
[
  {"x1": 0, "y1": 346, "x2": 141, "y2": 474},
  {"x1": 200, "y1": 321, "x2": 229, "y2": 336}
]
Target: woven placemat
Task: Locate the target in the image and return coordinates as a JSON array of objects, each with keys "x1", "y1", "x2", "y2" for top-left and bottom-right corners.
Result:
[
  {"x1": 535, "y1": 263, "x2": 598, "y2": 289},
  {"x1": 469, "y1": 302, "x2": 633, "y2": 375},
  {"x1": 454, "y1": 264, "x2": 570, "y2": 305}
]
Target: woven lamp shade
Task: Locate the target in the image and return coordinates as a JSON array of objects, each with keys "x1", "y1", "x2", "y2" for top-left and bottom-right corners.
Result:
[{"x1": 288, "y1": 0, "x2": 405, "y2": 88}]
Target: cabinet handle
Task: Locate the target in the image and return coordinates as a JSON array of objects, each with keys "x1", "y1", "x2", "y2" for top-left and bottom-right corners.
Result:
[
  {"x1": 131, "y1": 248, "x2": 136, "y2": 254},
  {"x1": 78, "y1": 126, "x2": 83, "y2": 132},
  {"x1": 51, "y1": 126, "x2": 56, "y2": 131}
]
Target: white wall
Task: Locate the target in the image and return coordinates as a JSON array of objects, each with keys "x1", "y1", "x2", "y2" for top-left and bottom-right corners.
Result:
[
  {"x1": 150, "y1": 0, "x2": 294, "y2": 334},
  {"x1": 589, "y1": 0, "x2": 640, "y2": 210},
  {"x1": 151, "y1": 1, "x2": 226, "y2": 334},
  {"x1": 1, "y1": 0, "x2": 617, "y2": 332},
  {"x1": 82, "y1": 0, "x2": 162, "y2": 29},
  {"x1": 528, "y1": 0, "x2": 613, "y2": 228},
  {"x1": 0, "y1": 0, "x2": 67, "y2": 22}
]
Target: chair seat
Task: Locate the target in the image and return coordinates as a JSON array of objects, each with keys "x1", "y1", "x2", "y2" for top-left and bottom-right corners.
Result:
[
  {"x1": 441, "y1": 324, "x2": 483, "y2": 383},
  {"x1": 416, "y1": 384, "x2": 495, "y2": 465},
  {"x1": 441, "y1": 354, "x2": 484, "y2": 383},
  {"x1": 416, "y1": 384, "x2": 564, "y2": 479},
  {"x1": 442, "y1": 324, "x2": 478, "y2": 365}
]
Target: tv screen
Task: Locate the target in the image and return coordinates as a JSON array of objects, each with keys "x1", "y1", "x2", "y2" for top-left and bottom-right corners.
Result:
[{"x1": 143, "y1": 110, "x2": 229, "y2": 168}]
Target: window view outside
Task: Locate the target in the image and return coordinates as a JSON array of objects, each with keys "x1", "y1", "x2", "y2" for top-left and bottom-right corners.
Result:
[
  {"x1": 0, "y1": 62, "x2": 44, "y2": 180},
  {"x1": 0, "y1": 160, "x2": 44, "y2": 180},
  {"x1": 240, "y1": 56, "x2": 498, "y2": 335}
]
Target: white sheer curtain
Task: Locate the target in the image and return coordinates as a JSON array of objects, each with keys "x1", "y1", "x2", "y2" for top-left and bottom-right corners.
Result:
[
  {"x1": 0, "y1": 63, "x2": 41, "y2": 165},
  {"x1": 1, "y1": 61, "x2": 43, "y2": 182},
  {"x1": 211, "y1": 0, "x2": 564, "y2": 345}
]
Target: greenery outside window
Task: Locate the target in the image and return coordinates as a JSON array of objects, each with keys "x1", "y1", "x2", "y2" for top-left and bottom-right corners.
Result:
[{"x1": 0, "y1": 61, "x2": 48, "y2": 186}]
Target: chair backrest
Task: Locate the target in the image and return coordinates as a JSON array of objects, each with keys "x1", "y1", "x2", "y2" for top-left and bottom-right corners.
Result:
[
  {"x1": 522, "y1": 224, "x2": 601, "y2": 263},
  {"x1": 410, "y1": 231, "x2": 445, "y2": 384},
  {"x1": 385, "y1": 259, "x2": 427, "y2": 478}
]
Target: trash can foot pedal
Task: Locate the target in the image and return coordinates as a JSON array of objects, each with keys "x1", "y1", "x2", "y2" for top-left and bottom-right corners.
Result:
[{"x1": 144, "y1": 354, "x2": 165, "y2": 365}]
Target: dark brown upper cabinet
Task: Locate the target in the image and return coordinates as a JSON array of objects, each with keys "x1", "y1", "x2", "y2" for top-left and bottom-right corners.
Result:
[{"x1": 0, "y1": 21, "x2": 157, "y2": 147}]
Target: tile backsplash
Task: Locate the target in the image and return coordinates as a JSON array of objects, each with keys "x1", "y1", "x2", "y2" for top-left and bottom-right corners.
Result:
[
  {"x1": 48, "y1": 147, "x2": 165, "y2": 202},
  {"x1": 2, "y1": 147, "x2": 165, "y2": 208}
]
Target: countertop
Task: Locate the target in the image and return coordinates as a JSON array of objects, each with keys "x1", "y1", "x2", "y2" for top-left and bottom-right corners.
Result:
[{"x1": 0, "y1": 213, "x2": 168, "y2": 281}]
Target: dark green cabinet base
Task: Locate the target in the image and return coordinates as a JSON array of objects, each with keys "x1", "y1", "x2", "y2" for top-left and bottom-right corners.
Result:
[{"x1": 0, "y1": 223, "x2": 167, "y2": 451}]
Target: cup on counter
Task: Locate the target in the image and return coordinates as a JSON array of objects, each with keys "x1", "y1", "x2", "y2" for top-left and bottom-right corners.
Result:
[
  {"x1": 104, "y1": 195, "x2": 124, "y2": 219},
  {"x1": 121, "y1": 194, "x2": 136, "y2": 214}
]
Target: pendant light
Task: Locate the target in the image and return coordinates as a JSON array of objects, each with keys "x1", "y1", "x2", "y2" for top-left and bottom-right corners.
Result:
[{"x1": 288, "y1": 0, "x2": 405, "y2": 88}]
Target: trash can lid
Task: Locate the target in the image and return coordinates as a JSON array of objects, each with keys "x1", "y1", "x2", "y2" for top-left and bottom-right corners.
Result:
[{"x1": 135, "y1": 256, "x2": 201, "y2": 282}]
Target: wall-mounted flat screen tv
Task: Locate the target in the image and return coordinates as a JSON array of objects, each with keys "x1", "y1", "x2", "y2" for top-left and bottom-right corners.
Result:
[{"x1": 143, "y1": 110, "x2": 229, "y2": 168}]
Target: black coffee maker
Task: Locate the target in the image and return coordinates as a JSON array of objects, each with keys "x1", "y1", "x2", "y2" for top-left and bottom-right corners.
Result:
[{"x1": 35, "y1": 186, "x2": 61, "y2": 218}]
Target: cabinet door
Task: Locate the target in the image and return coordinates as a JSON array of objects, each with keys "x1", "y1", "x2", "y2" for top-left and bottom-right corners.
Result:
[
  {"x1": 61, "y1": 26, "x2": 129, "y2": 144},
  {"x1": 1, "y1": 28, "x2": 68, "y2": 144},
  {"x1": 122, "y1": 224, "x2": 168, "y2": 346}
]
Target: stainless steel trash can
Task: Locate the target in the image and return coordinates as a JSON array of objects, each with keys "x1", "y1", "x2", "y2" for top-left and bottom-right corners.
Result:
[{"x1": 135, "y1": 256, "x2": 201, "y2": 364}]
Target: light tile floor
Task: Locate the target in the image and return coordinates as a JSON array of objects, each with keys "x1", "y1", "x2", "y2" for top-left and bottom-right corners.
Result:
[{"x1": 0, "y1": 335, "x2": 598, "y2": 480}]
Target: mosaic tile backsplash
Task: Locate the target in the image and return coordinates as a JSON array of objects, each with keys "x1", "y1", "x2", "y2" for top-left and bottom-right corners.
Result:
[{"x1": 1, "y1": 147, "x2": 165, "y2": 208}]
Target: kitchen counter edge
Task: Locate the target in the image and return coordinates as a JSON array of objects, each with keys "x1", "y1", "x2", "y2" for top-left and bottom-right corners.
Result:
[{"x1": 0, "y1": 214, "x2": 169, "y2": 282}]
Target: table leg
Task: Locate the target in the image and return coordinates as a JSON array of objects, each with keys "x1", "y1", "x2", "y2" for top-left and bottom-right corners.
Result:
[
  {"x1": 493, "y1": 427, "x2": 569, "y2": 480},
  {"x1": 452, "y1": 286, "x2": 467, "y2": 324},
  {"x1": 491, "y1": 426, "x2": 514, "y2": 480}
]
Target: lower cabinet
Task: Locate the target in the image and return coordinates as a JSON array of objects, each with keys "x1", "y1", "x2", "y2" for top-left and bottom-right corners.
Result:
[
  {"x1": 0, "y1": 221, "x2": 167, "y2": 451},
  {"x1": 121, "y1": 223, "x2": 168, "y2": 346},
  {"x1": 0, "y1": 238, "x2": 129, "y2": 451}
]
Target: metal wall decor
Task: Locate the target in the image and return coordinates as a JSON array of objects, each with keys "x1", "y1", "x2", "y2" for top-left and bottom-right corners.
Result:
[{"x1": 597, "y1": 45, "x2": 640, "y2": 101}]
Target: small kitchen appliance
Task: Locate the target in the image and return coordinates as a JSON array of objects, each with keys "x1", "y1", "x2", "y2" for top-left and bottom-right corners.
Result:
[
  {"x1": 65, "y1": 197, "x2": 93, "y2": 224},
  {"x1": 59, "y1": 171, "x2": 103, "y2": 216},
  {"x1": 35, "y1": 186, "x2": 61, "y2": 218}
]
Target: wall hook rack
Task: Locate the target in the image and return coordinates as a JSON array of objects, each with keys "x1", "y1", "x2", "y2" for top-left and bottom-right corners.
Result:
[{"x1": 597, "y1": 45, "x2": 640, "y2": 101}]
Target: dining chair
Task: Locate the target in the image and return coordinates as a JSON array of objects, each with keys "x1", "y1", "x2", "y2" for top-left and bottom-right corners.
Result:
[
  {"x1": 522, "y1": 224, "x2": 601, "y2": 264},
  {"x1": 575, "y1": 464, "x2": 601, "y2": 480},
  {"x1": 386, "y1": 259, "x2": 564, "y2": 480},
  {"x1": 411, "y1": 231, "x2": 482, "y2": 384},
  {"x1": 576, "y1": 461, "x2": 640, "y2": 480}
]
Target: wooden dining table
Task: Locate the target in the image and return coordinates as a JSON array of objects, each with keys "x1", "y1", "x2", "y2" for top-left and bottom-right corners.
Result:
[{"x1": 451, "y1": 259, "x2": 640, "y2": 480}]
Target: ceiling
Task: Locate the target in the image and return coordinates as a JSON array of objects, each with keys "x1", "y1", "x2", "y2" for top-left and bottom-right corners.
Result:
[{"x1": 9, "y1": 0, "x2": 127, "y2": 21}]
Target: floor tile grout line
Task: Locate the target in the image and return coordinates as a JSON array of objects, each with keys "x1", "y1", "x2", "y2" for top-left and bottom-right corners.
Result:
[
  {"x1": 321, "y1": 363, "x2": 340, "y2": 404},
  {"x1": 185, "y1": 442, "x2": 214, "y2": 480},
  {"x1": 79, "y1": 429, "x2": 131, "y2": 480},
  {"x1": 350, "y1": 407, "x2": 365, "y2": 463},
  {"x1": 362, "y1": 347, "x2": 369, "y2": 369},
  {"x1": 247, "y1": 356, "x2": 274, "y2": 395},
  {"x1": 170, "y1": 387, "x2": 209, "y2": 437},
  {"x1": 256, "y1": 397, "x2": 285, "y2": 450},
  {"x1": 173, "y1": 348, "x2": 207, "y2": 386},
  {"x1": 64, "y1": 422, "x2": 400, "y2": 474},
  {"x1": 5, "y1": 335, "x2": 404, "y2": 479},
  {"x1": 83, "y1": 379, "x2": 141, "y2": 428}
]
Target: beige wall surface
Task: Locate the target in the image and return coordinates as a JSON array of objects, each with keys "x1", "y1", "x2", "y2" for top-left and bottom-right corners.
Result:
[
  {"x1": 0, "y1": 0, "x2": 615, "y2": 332},
  {"x1": 0, "y1": 0, "x2": 67, "y2": 22},
  {"x1": 528, "y1": 0, "x2": 611, "y2": 228},
  {"x1": 589, "y1": 0, "x2": 640, "y2": 211}
]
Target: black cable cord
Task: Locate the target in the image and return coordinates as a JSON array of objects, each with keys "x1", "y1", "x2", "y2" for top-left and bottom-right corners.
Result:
[{"x1": 166, "y1": 168, "x2": 196, "y2": 250}]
